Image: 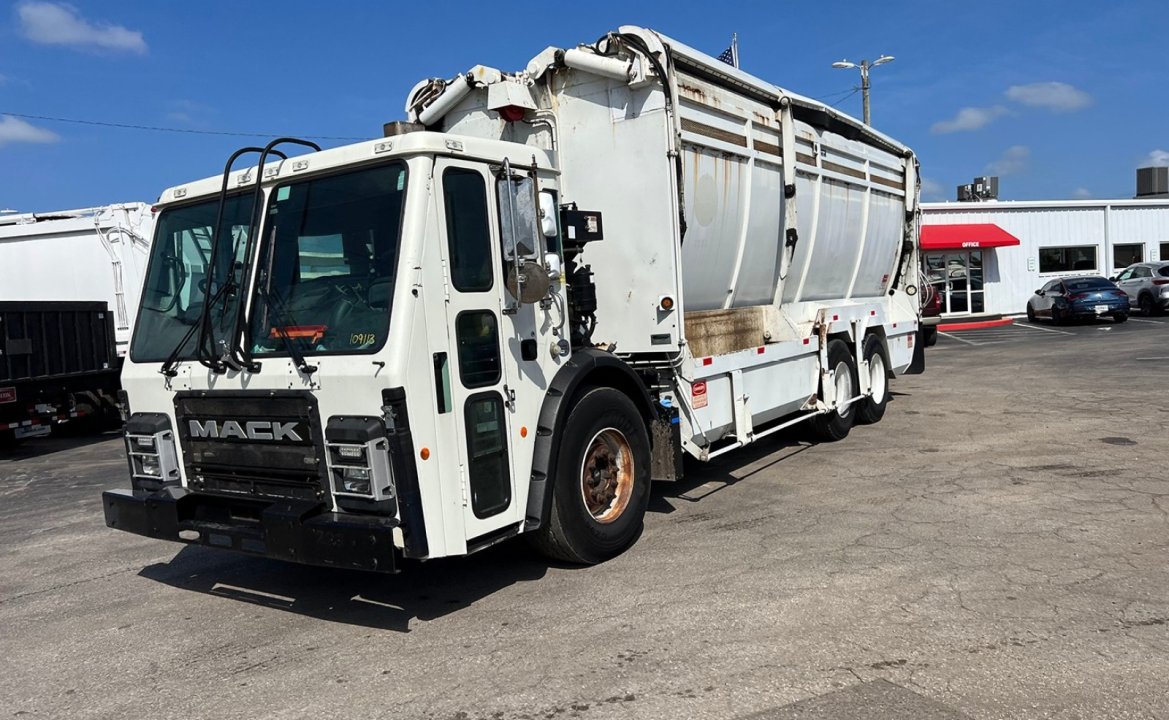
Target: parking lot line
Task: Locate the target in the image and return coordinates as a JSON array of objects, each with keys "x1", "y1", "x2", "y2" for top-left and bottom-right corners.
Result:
[
  {"x1": 1011, "y1": 322, "x2": 1074, "y2": 335},
  {"x1": 1136, "y1": 357, "x2": 1169, "y2": 361},
  {"x1": 937, "y1": 332, "x2": 979, "y2": 345},
  {"x1": 1127, "y1": 318, "x2": 1164, "y2": 324}
]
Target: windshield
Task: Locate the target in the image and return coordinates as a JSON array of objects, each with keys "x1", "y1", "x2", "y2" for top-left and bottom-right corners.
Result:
[
  {"x1": 1065, "y1": 277, "x2": 1113, "y2": 292},
  {"x1": 130, "y1": 194, "x2": 254, "y2": 363},
  {"x1": 247, "y1": 162, "x2": 407, "y2": 357}
]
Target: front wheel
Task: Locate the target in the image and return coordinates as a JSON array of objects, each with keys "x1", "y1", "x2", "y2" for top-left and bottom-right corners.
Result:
[
  {"x1": 809, "y1": 339, "x2": 859, "y2": 442},
  {"x1": 855, "y1": 335, "x2": 889, "y2": 425},
  {"x1": 529, "y1": 387, "x2": 651, "y2": 565},
  {"x1": 1026, "y1": 304, "x2": 1036, "y2": 323}
]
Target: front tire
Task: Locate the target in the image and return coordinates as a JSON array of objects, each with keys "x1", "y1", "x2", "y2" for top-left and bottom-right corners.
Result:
[
  {"x1": 856, "y1": 335, "x2": 889, "y2": 425},
  {"x1": 810, "y1": 339, "x2": 858, "y2": 442},
  {"x1": 530, "y1": 387, "x2": 651, "y2": 565},
  {"x1": 1026, "y1": 304, "x2": 1036, "y2": 323}
]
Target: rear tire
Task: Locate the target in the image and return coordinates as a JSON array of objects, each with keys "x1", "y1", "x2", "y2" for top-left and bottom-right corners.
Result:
[
  {"x1": 1113, "y1": 312, "x2": 1128, "y2": 324},
  {"x1": 529, "y1": 387, "x2": 651, "y2": 565},
  {"x1": 856, "y1": 335, "x2": 889, "y2": 425},
  {"x1": 809, "y1": 339, "x2": 858, "y2": 442},
  {"x1": 1050, "y1": 306, "x2": 1064, "y2": 325},
  {"x1": 1139, "y1": 293, "x2": 1155, "y2": 316}
]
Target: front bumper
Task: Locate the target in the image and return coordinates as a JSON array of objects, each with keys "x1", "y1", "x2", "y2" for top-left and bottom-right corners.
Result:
[{"x1": 103, "y1": 487, "x2": 399, "y2": 573}]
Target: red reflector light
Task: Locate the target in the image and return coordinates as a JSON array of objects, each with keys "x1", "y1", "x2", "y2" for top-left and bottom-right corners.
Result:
[
  {"x1": 757, "y1": 347, "x2": 765, "y2": 354},
  {"x1": 499, "y1": 105, "x2": 527, "y2": 122},
  {"x1": 832, "y1": 314, "x2": 839, "y2": 321},
  {"x1": 702, "y1": 357, "x2": 713, "y2": 366},
  {"x1": 802, "y1": 338, "x2": 810, "y2": 345}
]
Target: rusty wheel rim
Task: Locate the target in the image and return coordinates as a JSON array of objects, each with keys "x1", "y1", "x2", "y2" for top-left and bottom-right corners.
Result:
[{"x1": 579, "y1": 428, "x2": 634, "y2": 524}]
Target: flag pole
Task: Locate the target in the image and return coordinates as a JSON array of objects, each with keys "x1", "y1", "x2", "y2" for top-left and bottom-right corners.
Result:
[{"x1": 732, "y1": 33, "x2": 739, "y2": 68}]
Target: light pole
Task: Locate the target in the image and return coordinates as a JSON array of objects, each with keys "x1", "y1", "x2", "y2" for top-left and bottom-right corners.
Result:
[{"x1": 831, "y1": 55, "x2": 894, "y2": 125}]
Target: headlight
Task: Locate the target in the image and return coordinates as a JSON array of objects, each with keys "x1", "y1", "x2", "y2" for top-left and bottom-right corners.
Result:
[
  {"x1": 325, "y1": 417, "x2": 396, "y2": 514},
  {"x1": 124, "y1": 412, "x2": 181, "y2": 495},
  {"x1": 134, "y1": 454, "x2": 162, "y2": 477}
]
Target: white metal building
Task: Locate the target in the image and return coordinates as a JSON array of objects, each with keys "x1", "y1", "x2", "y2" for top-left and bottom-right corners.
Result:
[
  {"x1": 921, "y1": 198, "x2": 1169, "y2": 318},
  {"x1": 0, "y1": 203, "x2": 154, "y2": 355}
]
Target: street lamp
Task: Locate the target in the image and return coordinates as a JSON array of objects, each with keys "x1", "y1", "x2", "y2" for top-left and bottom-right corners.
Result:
[{"x1": 831, "y1": 54, "x2": 894, "y2": 125}]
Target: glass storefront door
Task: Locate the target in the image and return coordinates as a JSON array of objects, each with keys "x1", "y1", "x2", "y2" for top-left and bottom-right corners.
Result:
[{"x1": 924, "y1": 251, "x2": 984, "y2": 316}]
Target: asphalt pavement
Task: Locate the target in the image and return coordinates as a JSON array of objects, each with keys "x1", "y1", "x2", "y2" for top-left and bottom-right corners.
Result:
[{"x1": 2, "y1": 317, "x2": 1168, "y2": 719}]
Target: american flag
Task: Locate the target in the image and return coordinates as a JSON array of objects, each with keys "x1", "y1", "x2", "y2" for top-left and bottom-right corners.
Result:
[{"x1": 717, "y1": 33, "x2": 739, "y2": 68}]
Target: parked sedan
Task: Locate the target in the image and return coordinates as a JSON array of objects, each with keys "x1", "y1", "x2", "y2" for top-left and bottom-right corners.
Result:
[
  {"x1": 1027, "y1": 276, "x2": 1130, "y2": 324},
  {"x1": 1112, "y1": 261, "x2": 1169, "y2": 316}
]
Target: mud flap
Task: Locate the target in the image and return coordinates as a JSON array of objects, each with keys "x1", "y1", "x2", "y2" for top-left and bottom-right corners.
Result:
[{"x1": 905, "y1": 327, "x2": 926, "y2": 375}]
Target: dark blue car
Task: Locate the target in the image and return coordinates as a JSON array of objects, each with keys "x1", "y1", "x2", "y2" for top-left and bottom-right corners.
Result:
[{"x1": 1026, "y1": 276, "x2": 1130, "y2": 324}]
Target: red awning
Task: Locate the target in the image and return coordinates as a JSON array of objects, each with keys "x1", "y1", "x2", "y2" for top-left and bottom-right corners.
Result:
[{"x1": 920, "y1": 223, "x2": 1021, "y2": 251}]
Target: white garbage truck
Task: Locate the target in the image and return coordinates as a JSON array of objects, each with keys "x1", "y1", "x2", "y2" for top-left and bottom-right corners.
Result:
[{"x1": 103, "y1": 26, "x2": 924, "y2": 571}]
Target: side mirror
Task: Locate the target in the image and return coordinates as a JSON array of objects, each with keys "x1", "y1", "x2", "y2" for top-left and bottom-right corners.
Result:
[
  {"x1": 1109, "y1": 275, "x2": 1118, "y2": 281},
  {"x1": 497, "y1": 164, "x2": 548, "y2": 305},
  {"x1": 1034, "y1": 289, "x2": 1044, "y2": 296}
]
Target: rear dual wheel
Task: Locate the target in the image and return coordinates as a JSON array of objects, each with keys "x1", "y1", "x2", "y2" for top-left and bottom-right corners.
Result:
[
  {"x1": 856, "y1": 335, "x2": 890, "y2": 425},
  {"x1": 810, "y1": 339, "x2": 859, "y2": 441}
]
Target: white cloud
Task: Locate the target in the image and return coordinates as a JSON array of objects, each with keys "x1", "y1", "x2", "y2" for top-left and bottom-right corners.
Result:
[
  {"x1": 985, "y1": 145, "x2": 1030, "y2": 176},
  {"x1": 1071, "y1": 187, "x2": 1092, "y2": 199},
  {"x1": 165, "y1": 99, "x2": 214, "y2": 126},
  {"x1": 1005, "y1": 82, "x2": 1092, "y2": 112},
  {"x1": 930, "y1": 105, "x2": 1008, "y2": 134},
  {"x1": 17, "y1": 2, "x2": 147, "y2": 54},
  {"x1": 920, "y1": 177, "x2": 945, "y2": 201},
  {"x1": 1142, "y1": 149, "x2": 1169, "y2": 168},
  {"x1": 0, "y1": 115, "x2": 60, "y2": 147}
]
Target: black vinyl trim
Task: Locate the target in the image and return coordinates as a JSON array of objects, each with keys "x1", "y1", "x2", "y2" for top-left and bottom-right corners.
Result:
[{"x1": 381, "y1": 387, "x2": 428, "y2": 558}]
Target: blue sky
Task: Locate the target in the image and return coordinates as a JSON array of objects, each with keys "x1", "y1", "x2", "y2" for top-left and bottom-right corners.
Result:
[{"x1": 0, "y1": 0, "x2": 1165, "y2": 212}]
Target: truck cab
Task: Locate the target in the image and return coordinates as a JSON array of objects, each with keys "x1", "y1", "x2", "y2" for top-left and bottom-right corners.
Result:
[{"x1": 107, "y1": 132, "x2": 574, "y2": 569}]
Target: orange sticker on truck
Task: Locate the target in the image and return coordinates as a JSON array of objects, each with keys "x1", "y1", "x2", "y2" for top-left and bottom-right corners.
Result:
[{"x1": 691, "y1": 380, "x2": 708, "y2": 409}]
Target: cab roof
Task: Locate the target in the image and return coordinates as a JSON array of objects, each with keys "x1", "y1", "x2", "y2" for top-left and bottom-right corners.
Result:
[{"x1": 156, "y1": 132, "x2": 556, "y2": 207}]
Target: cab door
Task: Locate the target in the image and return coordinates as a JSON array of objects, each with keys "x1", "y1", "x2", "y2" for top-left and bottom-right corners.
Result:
[{"x1": 434, "y1": 158, "x2": 520, "y2": 542}]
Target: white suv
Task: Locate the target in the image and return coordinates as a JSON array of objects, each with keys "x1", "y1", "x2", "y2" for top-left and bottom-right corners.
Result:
[{"x1": 1114, "y1": 262, "x2": 1169, "y2": 315}]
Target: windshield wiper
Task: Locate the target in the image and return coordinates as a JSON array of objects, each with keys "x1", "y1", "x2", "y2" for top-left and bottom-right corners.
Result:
[
  {"x1": 255, "y1": 281, "x2": 318, "y2": 376},
  {"x1": 159, "y1": 279, "x2": 235, "y2": 378}
]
